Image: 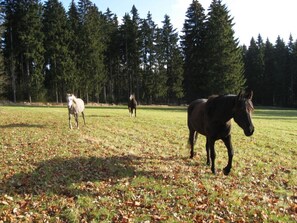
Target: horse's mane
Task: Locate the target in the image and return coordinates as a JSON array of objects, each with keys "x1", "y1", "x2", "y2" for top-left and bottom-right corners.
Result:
[{"x1": 206, "y1": 94, "x2": 236, "y2": 118}]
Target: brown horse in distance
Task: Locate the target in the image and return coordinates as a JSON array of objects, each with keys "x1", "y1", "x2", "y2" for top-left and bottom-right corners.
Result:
[{"x1": 128, "y1": 94, "x2": 137, "y2": 117}]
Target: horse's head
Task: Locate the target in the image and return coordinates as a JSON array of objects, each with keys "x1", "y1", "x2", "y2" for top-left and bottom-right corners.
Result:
[
  {"x1": 66, "y1": 94, "x2": 75, "y2": 109},
  {"x1": 233, "y1": 89, "x2": 255, "y2": 136},
  {"x1": 129, "y1": 94, "x2": 134, "y2": 101}
]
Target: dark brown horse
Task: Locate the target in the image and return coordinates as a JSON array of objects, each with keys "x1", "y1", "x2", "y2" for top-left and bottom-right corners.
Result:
[
  {"x1": 128, "y1": 94, "x2": 137, "y2": 117},
  {"x1": 187, "y1": 89, "x2": 254, "y2": 175}
]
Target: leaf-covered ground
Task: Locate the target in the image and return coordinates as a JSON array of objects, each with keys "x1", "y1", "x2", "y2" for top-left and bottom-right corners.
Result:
[{"x1": 0, "y1": 105, "x2": 296, "y2": 222}]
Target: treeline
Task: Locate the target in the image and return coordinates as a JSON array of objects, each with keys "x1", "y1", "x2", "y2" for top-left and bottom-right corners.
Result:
[
  {"x1": 244, "y1": 35, "x2": 297, "y2": 106},
  {"x1": 0, "y1": 0, "x2": 296, "y2": 107}
]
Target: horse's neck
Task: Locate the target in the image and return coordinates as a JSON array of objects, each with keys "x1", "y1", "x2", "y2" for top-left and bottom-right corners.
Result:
[{"x1": 213, "y1": 96, "x2": 236, "y2": 123}]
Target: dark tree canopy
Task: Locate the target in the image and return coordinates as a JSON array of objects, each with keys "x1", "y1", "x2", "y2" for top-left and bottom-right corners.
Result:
[{"x1": 0, "y1": 0, "x2": 296, "y2": 106}]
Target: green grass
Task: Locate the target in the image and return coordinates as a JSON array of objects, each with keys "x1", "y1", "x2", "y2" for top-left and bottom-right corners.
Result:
[{"x1": 0, "y1": 105, "x2": 296, "y2": 222}]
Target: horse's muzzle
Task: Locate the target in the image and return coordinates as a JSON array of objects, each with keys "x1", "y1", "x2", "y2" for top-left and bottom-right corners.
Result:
[{"x1": 244, "y1": 126, "x2": 254, "y2": 136}]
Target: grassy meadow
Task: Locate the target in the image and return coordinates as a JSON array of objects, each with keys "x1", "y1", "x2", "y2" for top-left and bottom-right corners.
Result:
[{"x1": 0, "y1": 104, "x2": 296, "y2": 222}]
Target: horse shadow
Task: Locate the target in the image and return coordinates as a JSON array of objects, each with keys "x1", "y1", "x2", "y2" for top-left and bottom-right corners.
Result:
[
  {"x1": 0, "y1": 123, "x2": 45, "y2": 128},
  {"x1": 2, "y1": 155, "x2": 147, "y2": 197}
]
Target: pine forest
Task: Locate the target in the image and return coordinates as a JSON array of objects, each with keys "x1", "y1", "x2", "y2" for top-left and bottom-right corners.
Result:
[{"x1": 0, "y1": 0, "x2": 297, "y2": 107}]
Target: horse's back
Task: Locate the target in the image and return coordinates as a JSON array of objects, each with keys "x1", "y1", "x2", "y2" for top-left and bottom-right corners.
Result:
[
  {"x1": 76, "y1": 98, "x2": 85, "y2": 113},
  {"x1": 188, "y1": 98, "x2": 208, "y2": 135}
]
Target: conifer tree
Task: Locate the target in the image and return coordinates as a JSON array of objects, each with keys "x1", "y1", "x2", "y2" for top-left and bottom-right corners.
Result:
[
  {"x1": 262, "y1": 38, "x2": 275, "y2": 105},
  {"x1": 43, "y1": 0, "x2": 73, "y2": 102},
  {"x1": 159, "y1": 15, "x2": 184, "y2": 103},
  {"x1": 130, "y1": 5, "x2": 141, "y2": 99},
  {"x1": 140, "y1": 12, "x2": 157, "y2": 103},
  {"x1": 244, "y1": 35, "x2": 265, "y2": 104},
  {"x1": 273, "y1": 36, "x2": 288, "y2": 105},
  {"x1": 204, "y1": 0, "x2": 245, "y2": 95},
  {"x1": 14, "y1": 0, "x2": 45, "y2": 102},
  {"x1": 181, "y1": 0, "x2": 206, "y2": 101},
  {"x1": 2, "y1": 0, "x2": 17, "y2": 101},
  {"x1": 103, "y1": 8, "x2": 120, "y2": 103}
]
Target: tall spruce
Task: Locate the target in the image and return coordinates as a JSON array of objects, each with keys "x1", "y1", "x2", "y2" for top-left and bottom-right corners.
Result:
[
  {"x1": 140, "y1": 12, "x2": 157, "y2": 103},
  {"x1": 273, "y1": 36, "x2": 288, "y2": 105},
  {"x1": 43, "y1": 0, "x2": 73, "y2": 102},
  {"x1": 244, "y1": 35, "x2": 265, "y2": 104},
  {"x1": 77, "y1": 0, "x2": 106, "y2": 103},
  {"x1": 0, "y1": 9, "x2": 8, "y2": 97},
  {"x1": 130, "y1": 5, "x2": 141, "y2": 99},
  {"x1": 2, "y1": 0, "x2": 17, "y2": 101},
  {"x1": 159, "y1": 14, "x2": 184, "y2": 103},
  {"x1": 67, "y1": 0, "x2": 80, "y2": 95},
  {"x1": 82, "y1": 5, "x2": 106, "y2": 103},
  {"x1": 10, "y1": 0, "x2": 45, "y2": 102},
  {"x1": 103, "y1": 8, "x2": 120, "y2": 103},
  {"x1": 288, "y1": 36, "x2": 297, "y2": 105},
  {"x1": 262, "y1": 38, "x2": 275, "y2": 105},
  {"x1": 181, "y1": 0, "x2": 206, "y2": 101},
  {"x1": 204, "y1": 0, "x2": 245, "y2": 95}
]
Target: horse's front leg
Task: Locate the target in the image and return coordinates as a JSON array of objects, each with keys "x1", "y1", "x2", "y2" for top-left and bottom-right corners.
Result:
[
  {"x1": 69, "y1": 113, "x2": 72, "y2": 129},
  {"x1": 75, "y1": 113, "x2": 79, "y2": 129},
  {"x1": 222, "y1": 135, "x2": 233, "y2": 175},
  {"x1": 208, "y1": 138, "x2": 216, "y2": 174}
]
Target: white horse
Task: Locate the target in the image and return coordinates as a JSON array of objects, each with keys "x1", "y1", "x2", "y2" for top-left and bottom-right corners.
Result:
[{"x1": 66, "y1": 94, "x2": 85, "y2": 129}]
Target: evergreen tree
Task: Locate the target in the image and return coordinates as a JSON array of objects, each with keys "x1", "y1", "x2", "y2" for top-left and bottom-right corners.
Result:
[
  {"x1": 67, "y1": 0, "x2": 80, "y2": 95},
  {"x1": 43, "y1": 0, "x2": 74, "y2": 102},
  {"x1": 290, "y1": 39, "x2": 297, "y2": 105},
  {"x1": 153, "y1": 27, "x2": 168, "y2": 101},
  {"x1": 0, "y1": 9, "x2": 8, "y2": 98},
  {"x1": 286, "y1": 35, "x2": 296, "y2": 105},
  {"x1": 244, "y1": 35, "x2": 265, "y2": 104},
  {"x1": 14, "y1": 0, "x2": 45, "y2": 102},
  {"x1": 80, "y1": 4, "x2": 106, "y2": 103},
  {"x1": 262, "y1": 38, "x2": 275, "y2": 105},
  {"x1": 181, "y1": 0, "x2": 206, "y2": 101},
  {"x1": 273, "y1": 36, "x2": 288, "y2": 105},
  {"x1": 130, "y1": 5, "x2": 141, "y2": 99},
  {"x1": 103, "y1": 8, "x2": 120, "y2": 103},
  {"x1": 160, "y1": 14, "x2": 184, "y2": 103},
  {"x1": 204, "y1": 0, "x2": 245, "y2": 95},
  {"x1": 140, "y1": 12, "x2": 157, "y2": 103},
  {"x1": 1, "y1": 0, "x2": 17, "y2": 101}
]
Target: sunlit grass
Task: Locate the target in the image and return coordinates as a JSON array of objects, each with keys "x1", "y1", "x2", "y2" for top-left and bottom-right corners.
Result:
[{"x1": 0, "y1": 105, "x2": 296, "y2": 222}]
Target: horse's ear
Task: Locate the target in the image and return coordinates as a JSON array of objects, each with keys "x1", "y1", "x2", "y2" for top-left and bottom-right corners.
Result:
[
  {"x1": 245, "y1": 89, "x2": 253, "y2": 100},
  {"x1": 238, "y1": 89, "x2": 253, "y2": 100}
]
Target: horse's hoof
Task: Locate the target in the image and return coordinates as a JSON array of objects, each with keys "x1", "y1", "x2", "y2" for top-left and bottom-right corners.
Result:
[
  {"x1": 223, "y1": 167, "x2": 230, "y2": 175},
  {"x1": 211, "y1": 168, "x2": 216, "y2": 175}
]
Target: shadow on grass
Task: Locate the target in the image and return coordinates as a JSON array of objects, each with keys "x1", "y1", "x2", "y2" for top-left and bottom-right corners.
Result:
[
  {"x1": 0, "y1": 123, "x2": 46, "y2": 128},
  {"x1": 2, "y1": 155, "x2": 151, "y2": 197}
]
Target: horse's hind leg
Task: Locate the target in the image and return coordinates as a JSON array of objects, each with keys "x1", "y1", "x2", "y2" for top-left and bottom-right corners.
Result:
[
  {"x1": 134, "y1": 107, "x2": 136, "y2": 117},
  {"x1": 189, "y1": 130, "x2": 196, "y2": 158},
  {"x1": 75, "y1": 114, "x2": 79, "y2": 129},
  {"x1": 206, "y1": 138, "x2": 210, "y2": 166},
  {"x1": 82, "y1": 112, "x2": 86, "y2": 125},
  {"x1": 69, "y1": 114, "x2": 72, "y2": 129}
]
